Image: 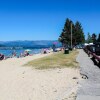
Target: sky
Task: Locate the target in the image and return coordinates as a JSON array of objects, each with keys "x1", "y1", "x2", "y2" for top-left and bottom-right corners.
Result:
[{"x1": 0, "y1": 0, "x2": 100, "y2": 41}]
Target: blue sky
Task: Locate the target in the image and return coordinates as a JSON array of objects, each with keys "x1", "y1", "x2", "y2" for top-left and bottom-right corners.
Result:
[{"x1": 0, "y1": 0, "x2": 100, "y2": 41}]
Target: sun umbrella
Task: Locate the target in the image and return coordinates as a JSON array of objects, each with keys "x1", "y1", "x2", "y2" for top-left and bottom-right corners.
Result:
[
  {"x1": 53, "y1": 42, "x2": 58, "y2": 45},
  {"x1": 25, "y1": 49, "x2": 32, "y2": 52}
]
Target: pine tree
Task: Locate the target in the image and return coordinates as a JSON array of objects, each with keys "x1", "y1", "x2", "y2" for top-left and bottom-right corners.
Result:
[
  {"x1": 59, "y1": 18, "x2": 85, "y2": 47},
  {"x1": 97, "y1": 33, "x2": 100, "y2": 42},
  {"x1": 59, "y1": 18, "x2": 73, "y2": 47},
  {"x1": 92, "y1": 33, "x2": 97, "y2": 44},
  {"x1": 86, "y1": 32, "x2": 93, "y2": 43},
  {"x1": 74, "y1": 21, "x2": 85, "y2": 45}
]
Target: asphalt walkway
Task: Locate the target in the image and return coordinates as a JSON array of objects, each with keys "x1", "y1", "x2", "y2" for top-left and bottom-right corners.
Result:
[{"x1": 76, "y1": 49, "x2": 100, "y2": 100}]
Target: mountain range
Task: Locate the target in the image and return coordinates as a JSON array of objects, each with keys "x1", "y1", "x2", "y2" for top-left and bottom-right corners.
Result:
[{"x1": 0, "y1": 40, "x2": 62, "y2": 49}]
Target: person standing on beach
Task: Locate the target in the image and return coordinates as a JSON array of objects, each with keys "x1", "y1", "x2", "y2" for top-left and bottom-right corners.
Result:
[{"x1": 12, "y1": 50, "x2": 16, "y2": 57}]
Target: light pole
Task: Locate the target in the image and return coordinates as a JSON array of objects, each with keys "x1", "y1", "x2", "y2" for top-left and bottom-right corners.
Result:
[{"x1": 71, "y1": 22, "x2": 72, "y2": 49}]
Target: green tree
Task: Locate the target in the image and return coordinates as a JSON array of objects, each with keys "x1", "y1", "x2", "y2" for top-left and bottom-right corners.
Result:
[
  {"x1": 86, "y1": 32, "x2": 93, "y2": 43},
  {"x1": 74, "y1": 21, "x2": 85, "y2": 45},
  {"x1": 59, "y1": 18, "x2": 85, "y2": 47},
  {"x1": 92, "y1": 33, "x2": 97, "y2": 44},
  {"x1": 59, "y1": 18, "x2": 74, "y2": 47},
  {"x1": 97, "y1": 33, "x2": 100, "y2": 42}
]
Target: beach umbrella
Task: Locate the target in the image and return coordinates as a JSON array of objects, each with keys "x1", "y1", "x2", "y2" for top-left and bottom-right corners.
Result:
[
  {"x1": 25, "y1": 49, "x2": 32, "y2": 52},
  {"x1": 53, "y1": 42, "x2": 58, "y2": 45}
]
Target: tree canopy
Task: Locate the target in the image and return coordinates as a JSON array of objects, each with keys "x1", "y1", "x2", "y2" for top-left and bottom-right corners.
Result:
[
  {"x1": 59, "y1": 18, "x2": 85, "y2": 47},
  {"x1": 86, "y1": 32, "x2": 93, "y2": 43},
  {"x1": 97, "y1": 33, "x2": 100, "y2": 42},
  {"x1": 85, "y1": 33, "x2": 100, "y2": 44}
]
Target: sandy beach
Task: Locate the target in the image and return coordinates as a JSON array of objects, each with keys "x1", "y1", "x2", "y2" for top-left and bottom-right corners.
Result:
[{"x1": 0, "y1": 53, "x2": 81, "y2": 100}]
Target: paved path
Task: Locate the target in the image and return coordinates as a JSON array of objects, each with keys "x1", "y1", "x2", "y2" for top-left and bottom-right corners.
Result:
[{"x1": 76, "y1": 49, "x2": 100, "y2": 100}]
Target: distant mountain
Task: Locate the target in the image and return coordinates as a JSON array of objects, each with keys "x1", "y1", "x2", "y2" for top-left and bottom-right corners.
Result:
[{"x1": 0, "y1": 40, "x2": 62, "y2": 49}]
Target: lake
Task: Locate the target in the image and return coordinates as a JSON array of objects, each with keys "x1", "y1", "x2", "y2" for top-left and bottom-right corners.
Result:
[{"x1": 0, "y1": 49, "x2": 41, "y2": 57}]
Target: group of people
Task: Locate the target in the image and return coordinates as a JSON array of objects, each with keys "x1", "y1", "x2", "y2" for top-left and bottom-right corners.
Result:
[
  {"x1": 20, "y1": 51, "x2": 30, "y2": 57},
  {"x1": 12, "y1": 50, "x2": 31, "y2": 58},
  {"x1": 0, "y1": 45, "x2": 62, "y2": 61},
  {"x1": 41, "y1": 48, "x2": 53, "y2": 54},
  {"x1": 0, "y1": 50, "x2": 31, "y2": 61},
  {"x1": 41, "y1": 47, "x2": 63, "y2": 54}
]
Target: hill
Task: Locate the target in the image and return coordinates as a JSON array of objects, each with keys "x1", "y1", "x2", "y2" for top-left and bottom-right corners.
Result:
[{"x1": 0, "y1": 40, "x2": 61, "y2": 49}]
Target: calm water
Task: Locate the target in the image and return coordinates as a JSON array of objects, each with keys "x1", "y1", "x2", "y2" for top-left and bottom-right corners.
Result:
[{"x1": 0, "y1": 49, "x2": 41, "y2": 57}]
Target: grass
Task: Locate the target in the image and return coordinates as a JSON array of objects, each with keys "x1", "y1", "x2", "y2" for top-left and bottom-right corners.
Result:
[{"x1": 25, "y1": 50, "x2": 79, "y2": 70}]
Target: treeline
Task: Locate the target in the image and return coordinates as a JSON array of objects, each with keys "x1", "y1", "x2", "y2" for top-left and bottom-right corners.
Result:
[
  {"x1": 86, "y1": 33, "x2": 100, "y2": 43},
  {"x1": 58, "y1": 18, "x2": 85, "y2": 48}
]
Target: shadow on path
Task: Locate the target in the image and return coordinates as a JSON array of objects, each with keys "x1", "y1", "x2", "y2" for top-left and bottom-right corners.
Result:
[{"x1": 90, "y1": 57, "x2": 100, "y2": 68}]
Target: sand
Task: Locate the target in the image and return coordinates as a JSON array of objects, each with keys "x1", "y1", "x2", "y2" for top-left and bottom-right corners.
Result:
[{"x1": 0, "y1": 53, "x2": 81, "y2": 100}]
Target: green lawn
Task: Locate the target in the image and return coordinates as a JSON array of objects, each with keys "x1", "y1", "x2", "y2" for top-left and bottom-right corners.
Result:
[{"x1": 25, "y1": 50, "x2": 79, "y2": 70}]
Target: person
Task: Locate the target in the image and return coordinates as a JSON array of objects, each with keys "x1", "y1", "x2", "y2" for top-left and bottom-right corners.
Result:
[
  {"x1": 26, "y1": 51, "x2": 29, "y2": 56},
  {"x1": 43, "y1": 49, "x2": 47, "y2": 54},
  {"x1": 20, "y1": 52, "x2": 23, "y2": 57},
  {"x1": 0, "y1": 53, "x2": 5, "y2": 60},
  {"x1": 12, "y1": 50, "x2": 16, "y2": 57},
  {"x1": 52, "y1": 44, "x2": 56, "y2": 52},
  {"x1": 23, "y1": 51, "x2": 30, "y2": 57}
]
